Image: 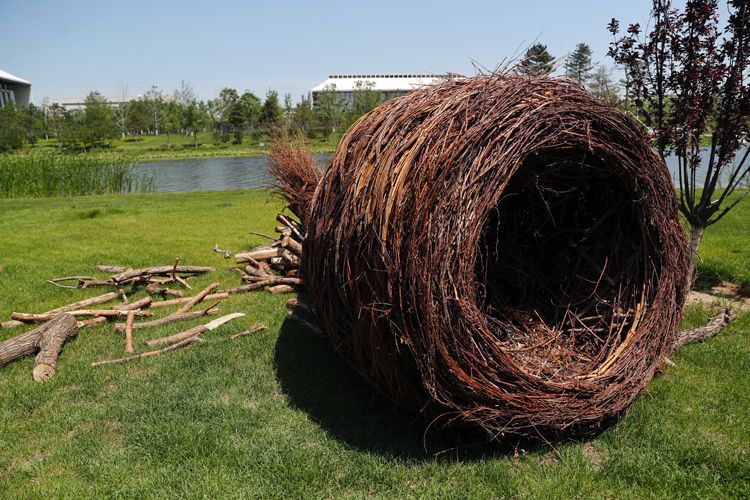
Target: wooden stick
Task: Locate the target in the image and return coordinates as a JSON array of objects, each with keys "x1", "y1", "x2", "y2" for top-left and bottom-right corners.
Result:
[
  {"x1": 176, "y1": 282, "x2": 219, "y2": 314},
  {"x1": 174, "y1": 275, "x2": 193, "y2": 290},
  {"x1": 170, "y1": 257, "x2": 179, "y2": 281},
  {"x1": 78, "y1": 317, "x2": 108, "y2": 328},
  {"x1": 277, "y1": 213, "x2": 304, "y2": 241},
  {"x1": 229, "y1": 324, "x2": 267, "y2": 340},
  {"x1": 46, "y1": 292, "x2": 120, "y2": 314},
  {"x1": 235, "y1": 247, "x2": 285, "y2": 263},
  {"x1": 124, "y1": 311, "x2": 135, "y2": 354},
  {"x1": 144, "y1": 313, "x2": 244, "y2": 347},
  {"x1": 244, "y1": 276, "x2": 302, "y2": 286},
  {"x1": 12, "y1": 309, "x2": 151, "y2": 323},
  {"x1": 672, "y1": 308, "x2": 735, "y2": 351},
  {"x1": 1, "y1": 291, "x2": 121, "y2": 330},
  {"x1": 268, "y1": 284, "x2": 295, "y2": 294},
  {"x1": 113, "y1": 296, "x2": 153, "y2": 311},
  {"x1": 220, "y1": 281, "x2": 278, "y2": 294},
  {"x1": 95, "y1": 265, "x2": 132, "y2": 273},
  {"x1": 113, "y1": 306, "x2": 219, "y2": 331},
  {"x1": 146, "y1": 283, "x2": 184, "y2": 298},
  {"x1": 91, "y1": 336, "x2": 199, "y2": 368},
  {"x1": 110, "y1": 265, "x2": 214, "y2": 284},
  {"x1": 149, "y1": 292, "x2": 229, "y2": 309}
]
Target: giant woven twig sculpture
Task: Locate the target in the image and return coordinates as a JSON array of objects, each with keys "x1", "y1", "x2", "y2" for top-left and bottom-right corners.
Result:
[{"x1": 275, "y1": 74, "x2": 688, "y2": 439}]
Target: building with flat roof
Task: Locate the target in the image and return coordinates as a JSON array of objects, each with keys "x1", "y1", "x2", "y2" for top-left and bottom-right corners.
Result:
[
  {"x1": 310, "y1": 74, "x2": 449, "y2": 108},
  {"x1": 44, "y1": 96, "x2": 131, "y2": 111},
  {"x1": 0, "y1": 69, "x2": 31, "y2": 108}
]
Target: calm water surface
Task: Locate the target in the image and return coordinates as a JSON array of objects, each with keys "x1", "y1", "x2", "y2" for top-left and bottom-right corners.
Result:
[
  {"x1": 135, "y1": 150, "x2": 747, "y2": 193},
  {"x1": 135, "y1": 154, "x2": 332, "y2": 193}
]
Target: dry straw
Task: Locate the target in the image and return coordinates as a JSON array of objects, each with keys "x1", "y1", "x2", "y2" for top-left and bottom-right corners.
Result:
[{"x1": 273, "y1": 74, "x2": 688, "y2": 439}]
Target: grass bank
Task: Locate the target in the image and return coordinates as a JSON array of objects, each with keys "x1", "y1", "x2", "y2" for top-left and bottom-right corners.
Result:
[
  {"x1": 30, "y1": 131, "x2": 341, "y2": 162},
  {"x1": 0, "y1": 190, "x2": 748, "y2": 497}
]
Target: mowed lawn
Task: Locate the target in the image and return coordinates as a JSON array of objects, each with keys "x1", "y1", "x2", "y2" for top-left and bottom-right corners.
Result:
[{"x1": 0, "y1": 190, "x2": 748, "y2": 498}]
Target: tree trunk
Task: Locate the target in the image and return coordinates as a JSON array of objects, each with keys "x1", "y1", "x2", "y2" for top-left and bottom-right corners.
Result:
[
  {"x1": 0, "y1": 314, "x2": 79, "y2": 381},
  {"x1": 687, "y1": 224, "x2": 705, "y2": 289}
]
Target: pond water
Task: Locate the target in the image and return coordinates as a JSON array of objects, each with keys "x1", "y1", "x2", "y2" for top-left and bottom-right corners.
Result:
[
  {"x1": 135, "y1": 154, "x2": 332, "y2": 193},
  {"x1": 135, "y1": 149, "x2": 747, "y2": 193}
]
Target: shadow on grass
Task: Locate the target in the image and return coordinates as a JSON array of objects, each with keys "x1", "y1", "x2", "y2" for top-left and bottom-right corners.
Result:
[{"x1": 273, "y1": 315, "x2": 542, "y2": 461}]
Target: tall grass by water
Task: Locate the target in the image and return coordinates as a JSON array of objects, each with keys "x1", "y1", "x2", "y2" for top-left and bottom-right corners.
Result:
[{"x1": 0, "y1": 154, "x2": 155, "y2": 198}]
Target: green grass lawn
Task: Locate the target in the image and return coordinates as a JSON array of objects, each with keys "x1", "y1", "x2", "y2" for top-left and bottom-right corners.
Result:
[
  {"x1": 0, "y1": 190, "x2": 748, "y2": 498},
  {"x1": 31, "y1": 131, "x2": 340, "y2": 162}
]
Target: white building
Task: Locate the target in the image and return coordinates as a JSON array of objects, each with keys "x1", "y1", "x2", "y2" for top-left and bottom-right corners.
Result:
[
  {"x1": 44, "y1": 96, "x2": 132, "y2": 111},
  {"x1": 310, "y1": 74, "x2": 449, "y2": 108},
  {"x1": 0, "y1": 69, "x2": 31, "y2": 108}
]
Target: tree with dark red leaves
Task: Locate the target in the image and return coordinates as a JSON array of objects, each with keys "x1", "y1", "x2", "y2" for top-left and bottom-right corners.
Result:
[{"x1": 609, "y1": 0, "x2": 750, "y2": 287}]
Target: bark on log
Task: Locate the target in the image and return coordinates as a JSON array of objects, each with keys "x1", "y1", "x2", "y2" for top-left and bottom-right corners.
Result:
[
  {"x1": 32, "y1": 314, "x2": 80, "y2": 382},
  {"x1": 0, "y1": 314, "x2": 79, "y2": 381},
  {"x1": 144, "y1": 313, "x2": 244, "y2": 347},
  {"x1": 672, "y1": 308, "x2": 735, "y2": 351},
  {"x1": 268, "y1": 284, "x2": 295, "y2": 294},
  {"x1": 280, "y1": 236, "x2": 303, "y2": 256}
]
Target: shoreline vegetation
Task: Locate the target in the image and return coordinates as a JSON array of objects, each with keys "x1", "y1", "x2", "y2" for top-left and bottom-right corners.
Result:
[
  {"x1": 0, "y1": 154, "x2": 155, "y2": 198},
  {"x1": 17, "y1": 130, "x2": 341, "y2": 162}
]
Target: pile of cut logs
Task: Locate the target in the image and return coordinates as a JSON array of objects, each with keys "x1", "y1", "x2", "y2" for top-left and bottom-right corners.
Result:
[
  {"x1": 0, "y1": 264, "x2": 268, "y2": 381},
  {"x1": 227, "y1": 213, "x2": 304, "y2": 295}
]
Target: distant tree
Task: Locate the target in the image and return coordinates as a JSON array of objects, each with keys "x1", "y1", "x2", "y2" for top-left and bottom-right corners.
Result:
[
  {"x1": 46, "y1": 103, "x2": 66, "y2": 143},
  {"x1": 143, "y1": 86, "x2": 164, "y2": 135},
  {"x1": 161, "y1": 101, "x2": 181, "y2": 147},
  {"x1": 261, "y1": 90, "x2": 283, "y2": 130},
  {"x1": 588, "y1": 64, "x2": 619, "y2": 105},
  {"x1": 315, "y1": 84, "x2": 345, "y2": 141},
  {"x1": 0, "y1": 103, "x2": 25, "y2": 151},
  {"x1": 239, "y1": 91, "x2": 261, "y2": 132},
  {"x1": 609, "y1": 0, "x2": 750, "y2": 286},
  {"x1": 283, "y1": 92, "x2": 293, "y2": 129},
  {"x1": 293, "y1": 94, "x2": 315, "y2": 135},
  {"x1": 565, "y1": 43, "x2": 594, "y2": 84},
  {"x1": 126, "y1": 99, "x2": 149, "y2": 137},
  {"x1": 82, "y1": 91, "x2": 116, "y2": 148},
  {"x1": 227, "y1": 100, "x2": 246, "y2": 143},
  {"x1": 518, "y1": 43, "x2": 555, "y2": 76},
  {"x1": 182, "y1": 101, "x2": 200, "y2": 147},
  {"x1": 113, "y1": 86, "x2": 130, "y2": 138},
  {"x1": 173, "y1": 80, "x2": 195, "y2": 107}
]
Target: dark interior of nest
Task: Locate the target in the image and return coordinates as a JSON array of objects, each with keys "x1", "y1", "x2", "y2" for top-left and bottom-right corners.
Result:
[{"x1": 476, "y1": 150, "x2": 652, "y2": 380}]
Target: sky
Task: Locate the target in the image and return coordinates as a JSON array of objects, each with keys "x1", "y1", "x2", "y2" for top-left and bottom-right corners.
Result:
[{"x1": 1, "y1": 0, "x2": 674, "y2": 105}]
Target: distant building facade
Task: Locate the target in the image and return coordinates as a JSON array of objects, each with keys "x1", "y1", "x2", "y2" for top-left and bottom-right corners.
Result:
[
  {"x1": 0, "y1": 69, "x2": 31, "y2": 108},
  {"x1": 310, "y1": 74, "x2": 449, "y2": 108},
  {"x1": 44, "y1": 96, "x2": 131, "y2": 111}
]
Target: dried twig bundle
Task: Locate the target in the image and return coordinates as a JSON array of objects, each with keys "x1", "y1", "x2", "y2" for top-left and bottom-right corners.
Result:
[{"x1": 273, "y1": 74, "x2": 689, "y2": 439}]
